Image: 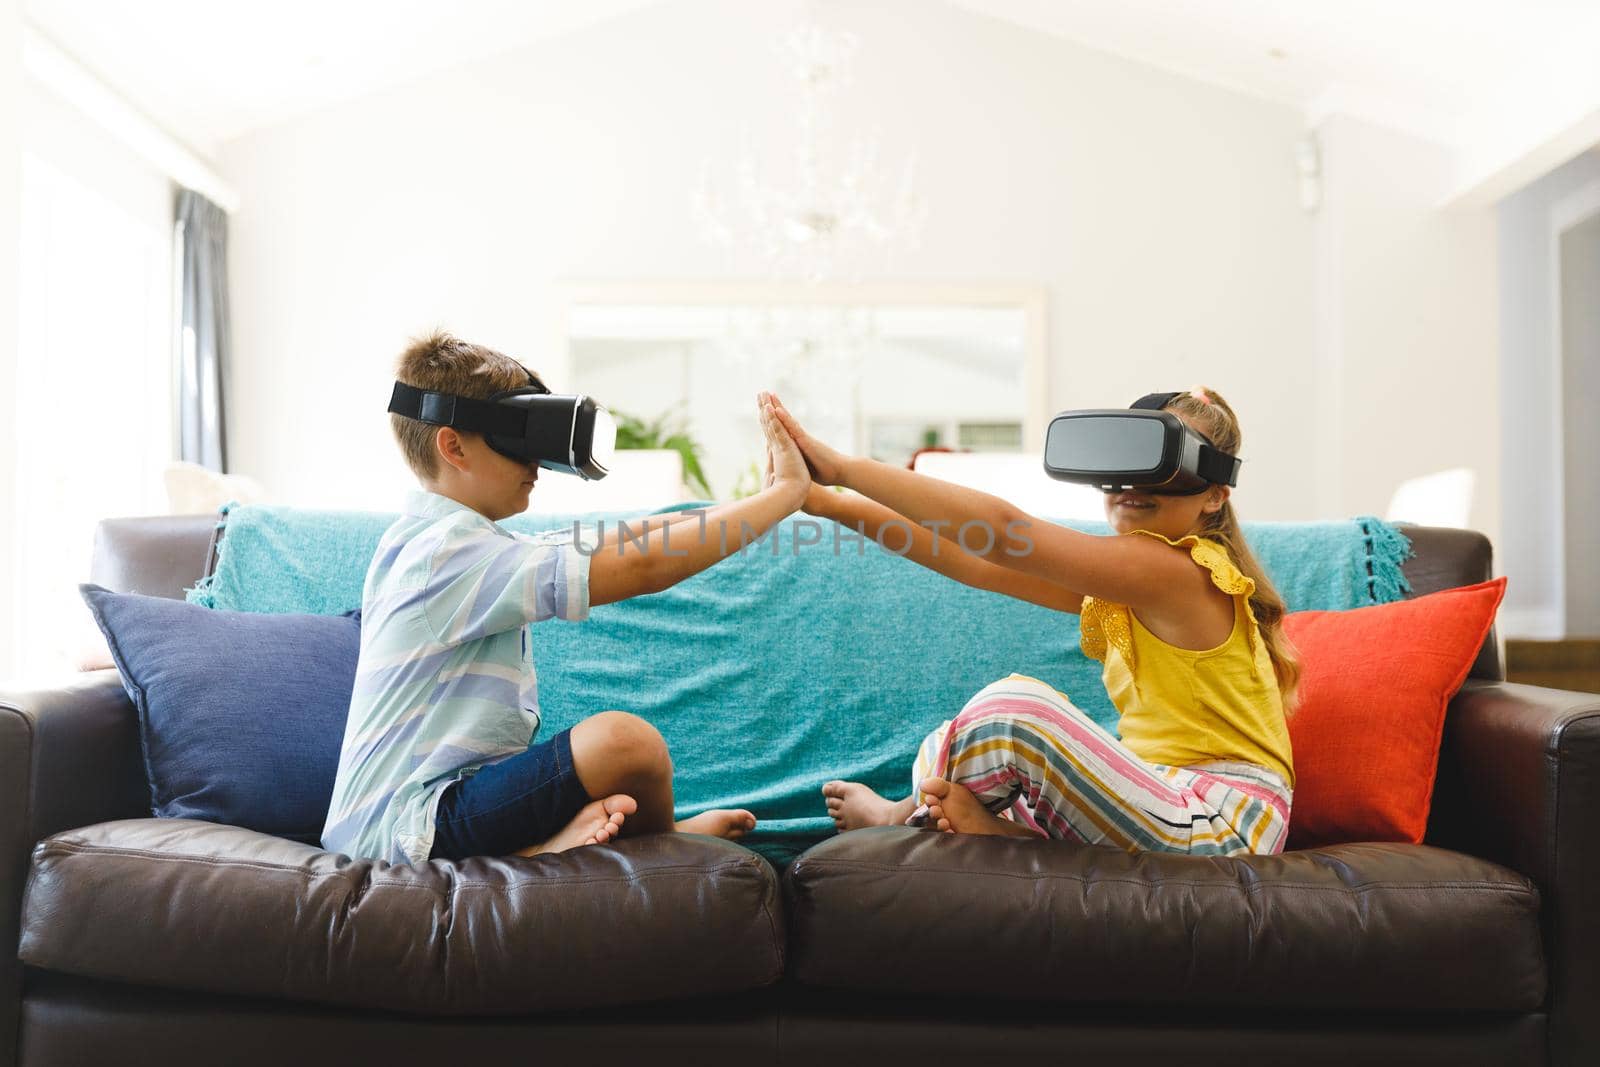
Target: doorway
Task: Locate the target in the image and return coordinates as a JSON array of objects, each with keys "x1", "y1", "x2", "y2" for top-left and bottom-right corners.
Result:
[{"x1": 1558, "y1": 203, "x2": 1600, "y2": 636}]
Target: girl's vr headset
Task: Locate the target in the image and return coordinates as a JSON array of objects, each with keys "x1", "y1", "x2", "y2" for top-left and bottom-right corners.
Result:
[
  {"x1": 1043, "y1": 392, "x2": 1240, "y2": 495},
  {"x1": 387, "y1": 377, "x2": 616, "y2": 480}
]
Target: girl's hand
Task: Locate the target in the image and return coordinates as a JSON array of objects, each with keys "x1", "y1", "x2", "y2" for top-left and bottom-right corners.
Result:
[
  {"x1": 759, "y1": 392, "x2": 811, "y2": 505},
  {"x1": 767, "y1": 393, "x2": 849, "y2": 486},
  {"x1": 767, "y1": 428, "x2": 836, "y2": 517}
]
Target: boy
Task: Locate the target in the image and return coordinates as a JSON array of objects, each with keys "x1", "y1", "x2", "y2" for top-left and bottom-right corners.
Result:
[{"x1": 321, "y1": 330, "x2": 808, "y2": 864}]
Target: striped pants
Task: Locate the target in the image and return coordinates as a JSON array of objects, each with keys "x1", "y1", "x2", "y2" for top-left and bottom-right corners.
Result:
[{"x1": 912, "y1": 674, "x2": 1292, "y2": 856}]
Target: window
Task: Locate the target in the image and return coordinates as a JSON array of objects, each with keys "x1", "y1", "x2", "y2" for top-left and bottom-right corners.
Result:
[{"x1": 16, "y1": 147, "x2": 172, "y2": 674}]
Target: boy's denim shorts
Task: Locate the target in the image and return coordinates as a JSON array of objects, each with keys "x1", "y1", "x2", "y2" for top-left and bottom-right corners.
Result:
[{"x1": 429, "y1": 728, "x2": 590, "y2": 860}]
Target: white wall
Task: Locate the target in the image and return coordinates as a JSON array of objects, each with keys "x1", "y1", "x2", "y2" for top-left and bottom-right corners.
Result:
[
  {"x1": 1497, "y1": 147, "x2": 1600, "y2": 637},
  {"x1": 1, "y1": 0, "x2": 20, "y2": 680},
  {"x1": 1310, "y1": 116, "x2": 1501, "y2": 547},
  {"x1": 217, "y1": 0, "x2": 1321, "y2": 520}
]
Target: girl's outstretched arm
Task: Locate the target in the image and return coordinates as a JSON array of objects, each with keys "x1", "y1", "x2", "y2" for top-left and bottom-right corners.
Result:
[
  {"x1": 768, "y1": 393, "x2": 1206, "y2": 612},
  {"x1": 767, "y1": 393, "x2": 1013, "y2": 537},
  {"x1": 806, "y1": 486, "x2": 1086, "y2": 614}
]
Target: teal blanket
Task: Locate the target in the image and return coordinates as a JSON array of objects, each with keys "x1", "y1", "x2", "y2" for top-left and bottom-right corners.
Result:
[{"x1": 189, "y1": 504, "x2": 1412, "y2": 862}]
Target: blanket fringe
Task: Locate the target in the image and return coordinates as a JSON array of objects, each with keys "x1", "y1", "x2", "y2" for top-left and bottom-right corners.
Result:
[
  {"x1": 181, "y1": 501, "x2": 235, "y2": 608},
  {"x1": 1355, "y1": 515, "x2": 1413, "y2": 605}
]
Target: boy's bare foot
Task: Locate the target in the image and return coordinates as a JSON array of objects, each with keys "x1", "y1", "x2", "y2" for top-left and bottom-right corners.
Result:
[
  {"x1": 918, "y1": 778, "x2": 1042, "y2": 839},
  {"x1": 517, "y1": 794, "x2": 636, "y2": 857},
  {"x1": 822, "y1": 780, "x2": 917, "y2": 831},
  {"x1": 676, "y1": 809, "x2": 757, "y2": 839}
]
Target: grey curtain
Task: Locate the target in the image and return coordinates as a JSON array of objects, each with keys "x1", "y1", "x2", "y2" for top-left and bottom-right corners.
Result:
[{"x1": 176, "y1": 189, "x2": 231, "y2": 472}]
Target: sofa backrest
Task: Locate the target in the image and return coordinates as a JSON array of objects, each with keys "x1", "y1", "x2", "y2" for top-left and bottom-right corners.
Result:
[
  {"x1": 89, "y1": 516, "x2": 218, "y2": 602},
  {"x1": 91, "y1": 514, "x2": 1503, "y2": 682},
  {"x1": 85, "y1": 512, "x2": 1503, "y2": 858}
]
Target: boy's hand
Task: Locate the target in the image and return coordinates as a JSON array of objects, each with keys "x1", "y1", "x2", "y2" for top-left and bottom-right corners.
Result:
[
  {"x1": 801, "y1": 483, "x2": 838, "y2": 518},
  {"x1": 760, "y1": 392, "x2": 810, "y2": 505},
  {"x1": 767, "y1": 393, "x2": 848, "y2": 486}
]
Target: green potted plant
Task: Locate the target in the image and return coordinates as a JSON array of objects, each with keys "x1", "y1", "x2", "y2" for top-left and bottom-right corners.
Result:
[{"x1": 611, "y1": 407, "x2": 715, "y2": 500}]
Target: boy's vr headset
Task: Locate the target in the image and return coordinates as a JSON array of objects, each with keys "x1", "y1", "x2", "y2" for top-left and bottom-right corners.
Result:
[
  {"x1": 1043, "y1": 392, "x2": 1240, "y2": 495},
  {"x1": 387, "y1": 374, "x2": 616, "y2": 480}
]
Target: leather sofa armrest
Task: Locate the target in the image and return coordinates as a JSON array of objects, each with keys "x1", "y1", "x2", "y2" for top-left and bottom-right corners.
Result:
[
  {"x1": 1426, "y1": 680, "x2": 1600, "y2": 1067},
  {"x1": 0, "y1": 670, "x2": 150, "y2": 841},
  {"x1": 1, "y1": 669, "x2": 148, "y2": 1067}
]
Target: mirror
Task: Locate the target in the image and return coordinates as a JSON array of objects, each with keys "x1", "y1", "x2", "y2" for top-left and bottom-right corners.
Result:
[{"x1": 554, "y1": 284, "x2": 1047, "y2": 503}]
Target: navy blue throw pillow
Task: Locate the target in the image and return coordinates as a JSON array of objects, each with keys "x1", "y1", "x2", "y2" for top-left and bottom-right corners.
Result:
[{"x1": 79, "y1": 584, "x2": 360, "y2": 843}]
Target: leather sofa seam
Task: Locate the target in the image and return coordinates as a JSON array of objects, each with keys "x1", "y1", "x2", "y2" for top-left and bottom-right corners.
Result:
[
  {"x1": 790, "y1": 860, "x2": 1539, "y2": 898},
  {"x1": 32, "y1": 840, "x2": 773, "y2": 892},
  {"x1": 450, "y1": 865, "x2": 765, "y2": 890},
  {"x1": 757, "y1": 882, "x2": 784, "y2": 983}
]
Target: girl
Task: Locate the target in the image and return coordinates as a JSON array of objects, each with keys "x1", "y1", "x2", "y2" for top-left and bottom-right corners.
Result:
[{"x1": 768, "y1": 387, "x2": 1299, "y2": 857}]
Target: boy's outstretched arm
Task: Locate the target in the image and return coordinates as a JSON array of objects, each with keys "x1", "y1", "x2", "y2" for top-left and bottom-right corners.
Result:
[{"x1": 586, "y1": 394, "x2": 809, "y2": 607}]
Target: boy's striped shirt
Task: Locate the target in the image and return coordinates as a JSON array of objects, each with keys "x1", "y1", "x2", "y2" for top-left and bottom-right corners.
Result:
[{"x1": 321, "y1": 489, "x2": 590, "y2": 865}]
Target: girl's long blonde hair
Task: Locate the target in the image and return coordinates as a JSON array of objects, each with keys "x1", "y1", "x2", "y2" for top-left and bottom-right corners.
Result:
[{"x1": 1162, "y1": 387, "x2": 1301, "y2": 715}]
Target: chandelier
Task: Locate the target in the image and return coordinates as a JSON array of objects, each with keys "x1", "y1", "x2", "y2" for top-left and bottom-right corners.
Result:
[{"x1": 691, "y1": 20, "x2": 927, "y2": 283}]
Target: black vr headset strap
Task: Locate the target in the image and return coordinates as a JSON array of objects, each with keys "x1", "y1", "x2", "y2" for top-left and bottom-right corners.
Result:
[
  {"x1": 1130, "y1": 392, "x2": 1183, "y2": 411},
  {"x1": 1128, "y1": 391, "x2": 1241, "y2": 487},
  {"x1": 388, "y1": 382, "x2": 528, "y2": 438},
  {"x1": 1195, "y1": 446, "x2": 1241, "y2": 487}
]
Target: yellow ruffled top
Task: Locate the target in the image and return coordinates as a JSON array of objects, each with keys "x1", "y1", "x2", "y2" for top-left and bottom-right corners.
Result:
[{"x1": 1080, "y1": 529, "x2": 1294, "y2": 789}]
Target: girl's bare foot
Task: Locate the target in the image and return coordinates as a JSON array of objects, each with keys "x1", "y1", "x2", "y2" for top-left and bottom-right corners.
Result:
[
  {"x1": 918, "y1": 778, "x2": 1042, "y2": 838},
  {"x1": 822, "y1": 780, "x2": 917, "y2": 831},
  {"x1": 676, "y1": 809, "x2": 757, "y2": 839},
  {"x1": 516, "y1": 794, "x2": 636, "y2": 856}
]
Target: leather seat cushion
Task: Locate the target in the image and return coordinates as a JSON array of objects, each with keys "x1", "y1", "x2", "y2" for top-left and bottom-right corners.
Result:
[
  {"x1": 785, "y1": 828, "x2": 1544, "y2": 1013},
  {"x1": 20, "y1": 819, "x2": 785, "y2": 1014}
]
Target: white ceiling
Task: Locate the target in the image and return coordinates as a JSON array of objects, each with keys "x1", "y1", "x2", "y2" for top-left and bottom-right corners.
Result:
[
  {"x1": 949, "y1": 0, "x2": 1600, "y2": 142},
  {"x1": 23, "y1": 0, "x2": 1600, "y2": 158},
  {"x1": 21, "y1": 0, "x2": 663, "y2": 154}
]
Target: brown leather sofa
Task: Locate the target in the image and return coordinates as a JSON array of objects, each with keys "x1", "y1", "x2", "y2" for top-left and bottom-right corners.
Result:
[{"x1": 3, "y1": 517, "x2": 1597, "y2": 1066}]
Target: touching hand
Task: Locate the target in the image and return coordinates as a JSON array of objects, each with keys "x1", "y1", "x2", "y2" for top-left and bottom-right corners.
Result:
[
  {"x1": 759, "y1": 392, "x2": 811, "y2": 503},
  {"x1": 767, "y1": 392, "x2": 848, "y2": 486},
  {"x1": 801, "y1": 483, "x2": 837, "y2": 518}
]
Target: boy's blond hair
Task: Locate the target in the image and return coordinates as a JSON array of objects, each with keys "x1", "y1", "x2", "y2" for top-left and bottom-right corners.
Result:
[{"x1": 390, "y1": 330, "x2": 543, "y2": 479}]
